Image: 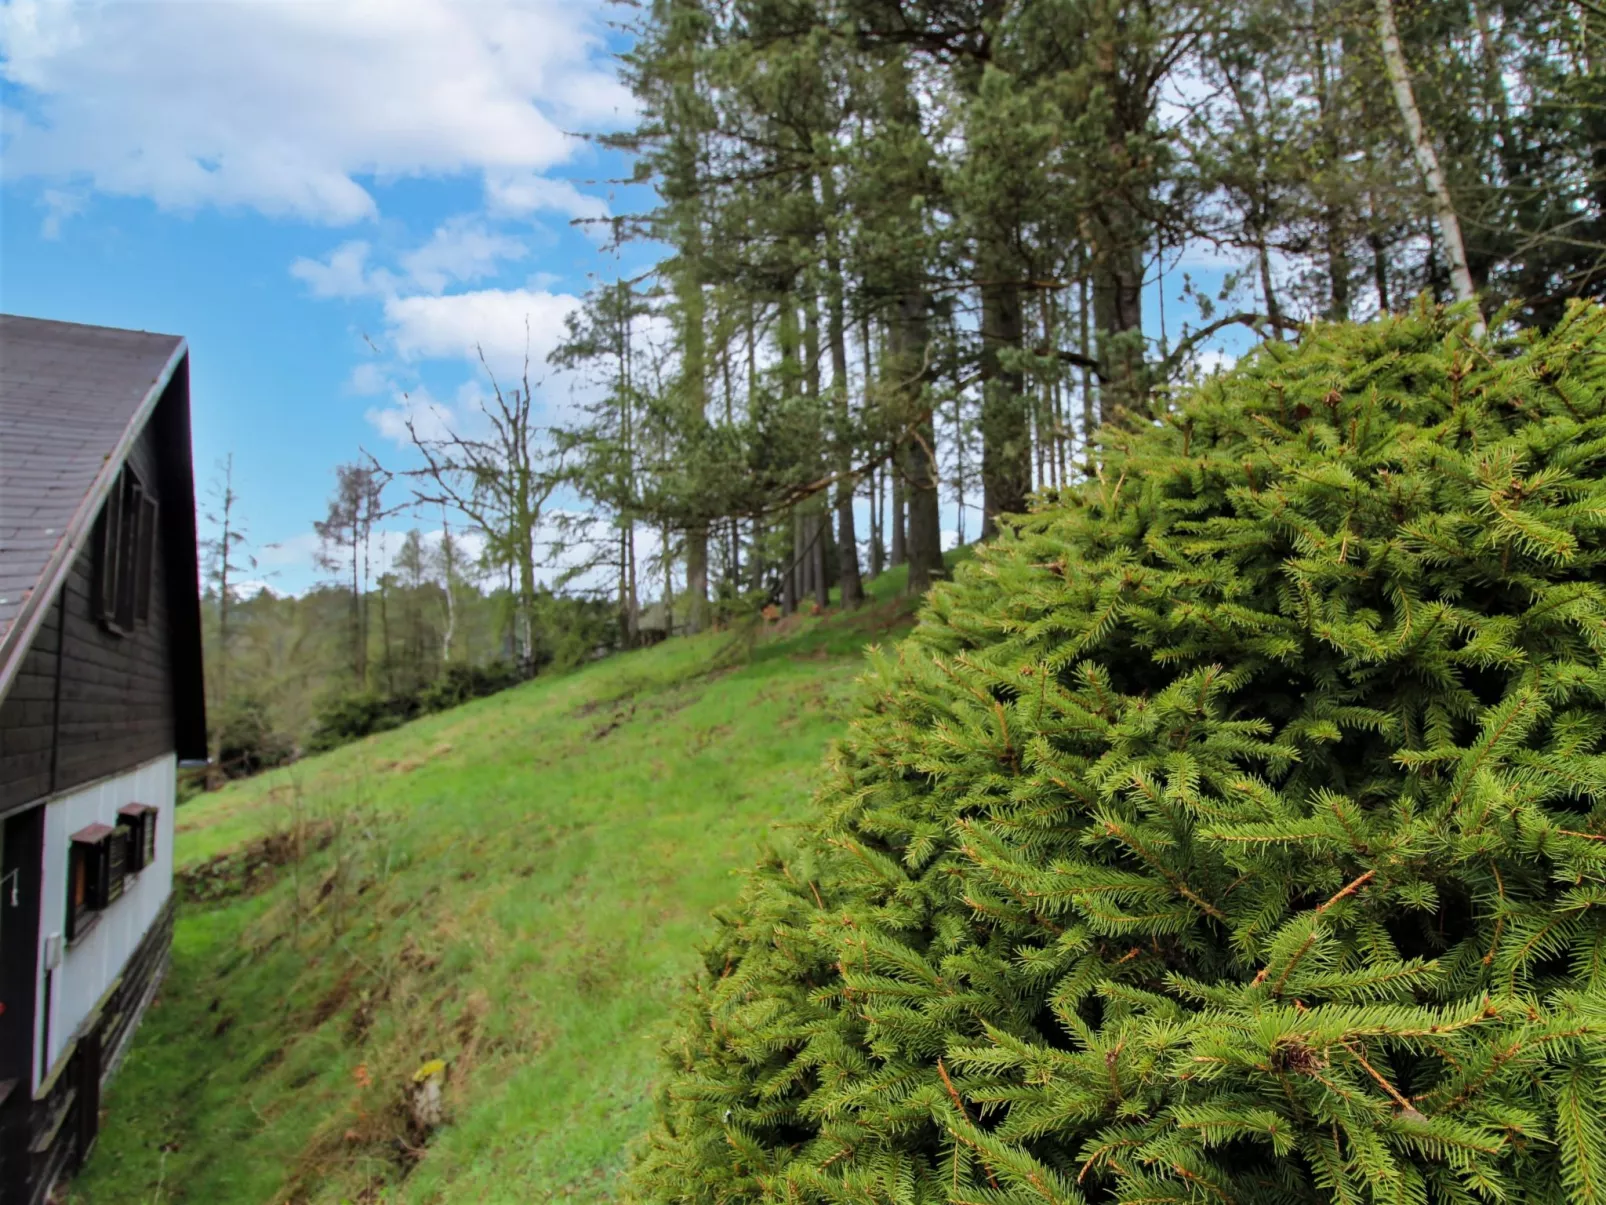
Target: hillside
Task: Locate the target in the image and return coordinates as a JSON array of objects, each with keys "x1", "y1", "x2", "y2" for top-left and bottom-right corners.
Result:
[{"x1": 68, "y1": 569, "x2": 930, "y2": 1205}]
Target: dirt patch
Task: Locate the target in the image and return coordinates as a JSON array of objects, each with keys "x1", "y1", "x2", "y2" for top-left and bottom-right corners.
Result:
[
  {"x1": 374, "y1": 741, "x2": 455, "y2": 775},
  {"x1": 591, "y1": 702, "x2": 636, "y2": 740},
  {"x1": 690, "y1": 723, "x2": 732, "y2": 753},
  {"x1": 766, "y1": 613, "x2": 808, "y2": 637},
  {"x1": 574, "y1": 683, "x2": 640, "y2": 717},
  {"x1": 178, "y1": 820, "x2": 338, "y2": 904},
  {"x1": 309, "y1": 967, "x2": 359, "y2": 1028}
]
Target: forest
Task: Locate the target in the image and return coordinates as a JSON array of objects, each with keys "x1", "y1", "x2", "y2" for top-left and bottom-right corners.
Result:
[
  {"x1": 557, "y1": 0, "x2": 1601, "y2": 618},
  {"x1": 203, "y1": 0, "x2": 1599, "y2": 777}
]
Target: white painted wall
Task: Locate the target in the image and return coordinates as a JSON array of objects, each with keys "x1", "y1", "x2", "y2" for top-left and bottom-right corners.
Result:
[{"x1": 33, "y1": 753, "x2": 175, "y2": 1089}]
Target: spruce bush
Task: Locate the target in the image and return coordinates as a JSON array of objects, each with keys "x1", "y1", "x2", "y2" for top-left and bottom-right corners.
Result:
[{"x1": 633, "y1": 303, "x2": 1606, "y2": 1204}]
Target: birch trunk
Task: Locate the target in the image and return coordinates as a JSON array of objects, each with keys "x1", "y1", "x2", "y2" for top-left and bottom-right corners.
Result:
[{"x1": 1375, "y1": 0, "x2": 1482, "y2": 332}]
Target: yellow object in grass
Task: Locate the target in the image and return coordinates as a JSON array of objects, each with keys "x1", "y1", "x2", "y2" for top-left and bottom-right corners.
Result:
[{"x1": 412, "y1": 1058, "x2": 446, "y2": 1084}]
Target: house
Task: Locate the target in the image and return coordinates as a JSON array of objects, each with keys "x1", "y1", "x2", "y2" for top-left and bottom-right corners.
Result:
[{"x1": 0, "y1": 316, "x2": 206, "y2": 1205}]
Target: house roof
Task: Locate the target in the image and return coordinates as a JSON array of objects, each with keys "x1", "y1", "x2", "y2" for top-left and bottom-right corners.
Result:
[{"x1": 0, "y1": 314, "x2": 189, "y2": 698}]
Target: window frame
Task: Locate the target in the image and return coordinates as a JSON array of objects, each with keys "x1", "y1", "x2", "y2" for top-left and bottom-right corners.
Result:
[
  {"x1": 94, "y1": 464, "x2": 158, "y2": 636},
  {"x1": 66, "y1": 838, "x2": 94, "y2": 943},
  {"x1": 66, "y1": 823, "x2": 127, "y2": 943},
  {"x1": 117, "y1": 804, "x2": 157, "y2": 873},
  {"x1": 133, "y1": 494, "x2": 158, "y2": 625}
]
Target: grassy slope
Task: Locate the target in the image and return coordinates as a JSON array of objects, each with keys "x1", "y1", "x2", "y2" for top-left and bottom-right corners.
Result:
[{"x1": 71, "y1": 569, "x2": 927, "y2": 1205}]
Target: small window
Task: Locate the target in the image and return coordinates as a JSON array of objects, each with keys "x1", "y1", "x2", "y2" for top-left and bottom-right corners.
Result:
[
  {"x1": 67, "y1": 823, "x2": 127, "y2": 942},
  {"x1": 67, "y1": 838, "x2": 93, "y2": 942},
  {"x1": 95, "y1": 465, "x2": 157, "y2": 635},
  {"x1": 117, "y1": 804, "x2": 158, "y2": 873},
  {"x1": 134, "y1": 495, "x2": 158, "y2": 624}
]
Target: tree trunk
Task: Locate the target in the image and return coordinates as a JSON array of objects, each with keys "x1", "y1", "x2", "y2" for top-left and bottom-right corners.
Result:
[
  {"x1": 662, "y1": 520, "x2": 674, "y2": 630},
  {"x1": 378, "y1": 564, "x2": 393, "y2": 694},
  {"x1": 953, "y1": 387, "x2": 967, "y2": 546},
  {"x1": 350, "y1": 538, "x2": 364, "y2": 687},
  {"x1": 862, "y1": 311, "x2": 884, "y2": 578},
  {"x1": 812, "y1": 511, "x2": 829, "y2": 610},
  {"x1": 748, "y1": 517, "x2": 765, "y2": 596},
  {"x1": 684, "y1": 527, "x2": 709, "y2": 632},
  {"x1": 784, "y1": 510, "x2": 800, "y2": 615},
  {"x1": 869, "y1": 465, "x2": 884, "y2": 578},
  {"x1": 440, "y1": 511, "x2": 457, "y2": 664},
  {"x1": 1312, "y1": 37, "x2": 1351, "y2": 322},
  {"x1": 517, "y1": 550, "x2": 537, "y2": 676},
  {"x1": 1091, "y1": 230, "x2": 1147, "y2": 426},
  {"x1": 822, "y1": 169, "x2": 864, "y2": 610},
  {"x1": 893, "y1": 290, "x2": 944, "y2": 594},
  {"x1": 678, "y1": 225, "x2": 711, "y2": 633},
  {"x1": 626, "y1": 522, "x2": 639, "y2": 645},
  {"x1": 890, "y1": 472, "x2": 906, "y2": 567},
  {"x1": 618, "y1": 527, "x2": 631, "y2": 648},
  {"x1": 979, "y1": 254, "x2": 1030, "y2": 538},
  {"x1": 1079, "y1": 269, "x2": 1095, "y2": 474},
  {"x1": 1374, "y1": 0, "x2": 1481, "y2": 330}
]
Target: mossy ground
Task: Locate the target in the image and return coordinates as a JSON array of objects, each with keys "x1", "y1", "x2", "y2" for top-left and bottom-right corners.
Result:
[{"x1": 69, "y1": 564, "x2": 942, "y2": 1205}]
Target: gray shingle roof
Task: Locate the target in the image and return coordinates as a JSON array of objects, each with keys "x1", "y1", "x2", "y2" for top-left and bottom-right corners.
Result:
[{"x1": 0, "y1": 314, "x2": 187, "y2": 648}]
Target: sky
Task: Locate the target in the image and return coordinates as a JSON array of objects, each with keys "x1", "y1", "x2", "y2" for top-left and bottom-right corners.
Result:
[
  {"x1": 0, "y1": 0, "x2": 655, "y2": 596},
  {"x1": 0, "y1": 0, "x2": 1246, "y2": 599}
]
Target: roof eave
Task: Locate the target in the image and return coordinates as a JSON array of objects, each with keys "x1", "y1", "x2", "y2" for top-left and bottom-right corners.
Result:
[{"x1": 0, "y1": 337, "x2": 190, "y2": 705}]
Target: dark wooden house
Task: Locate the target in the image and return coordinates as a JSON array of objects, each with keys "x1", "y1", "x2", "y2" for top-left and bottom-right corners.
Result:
[{"x1": 0, "y1": 315, "x2": 206, "y2": 1205}]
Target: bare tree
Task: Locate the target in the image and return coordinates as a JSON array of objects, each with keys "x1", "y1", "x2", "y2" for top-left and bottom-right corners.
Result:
[
  {"x1": 435, "y1": 505, "x2": 459, "y2": 665},
  {"x1": 404, "y1": 338, "x2": 563, "y2": 676},
  {"x1": 315, "y1": 461, "x2": 389, "y2": 688},
  {"x1": 201, "y1": 453, "x2": 253, "y2": 782}
]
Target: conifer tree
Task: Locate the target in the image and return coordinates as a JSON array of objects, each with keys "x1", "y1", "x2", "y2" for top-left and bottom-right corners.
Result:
[{"x1": 633, "y1": 301, "x2": 1606, "y2": 1204}]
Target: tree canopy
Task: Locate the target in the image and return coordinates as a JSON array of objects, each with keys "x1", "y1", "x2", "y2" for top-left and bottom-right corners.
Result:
[{"x1": 549, "y1": 0, "x2": 1603, "y2": 640}]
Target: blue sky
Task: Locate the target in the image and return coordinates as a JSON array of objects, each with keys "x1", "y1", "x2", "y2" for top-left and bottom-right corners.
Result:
[
  {"x1": 1, "y1": 0, "x2": 1245, "y2": 598},
  {"x1": 1, "y1": 0, "x2": 652, "y2": 594}
]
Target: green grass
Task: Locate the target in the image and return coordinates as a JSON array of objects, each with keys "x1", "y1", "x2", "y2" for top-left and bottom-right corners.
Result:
[{"x1": 69, "y1": 566, "x2": 931, "y2": 1205}]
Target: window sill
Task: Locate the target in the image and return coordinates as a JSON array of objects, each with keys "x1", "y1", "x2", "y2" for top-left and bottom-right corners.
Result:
[{"x1": 67, "y1": 910, "x2": 102, "y2": 948}]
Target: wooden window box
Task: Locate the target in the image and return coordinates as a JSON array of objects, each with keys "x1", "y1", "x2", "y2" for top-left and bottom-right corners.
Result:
[
  {"x1": 67, "y1": 823, "x2": 129, "y2": 942},
  {"x1": 117, "y1": 803, "x2": 157, "y2": 872}
]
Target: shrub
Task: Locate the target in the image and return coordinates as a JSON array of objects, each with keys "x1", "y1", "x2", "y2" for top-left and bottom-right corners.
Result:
[
  {"x1": 415, "y1": 660, "x2": 522, "y2": 714},
  {"x1": 530, "y1": 591, "x2": 622, "y2": 668},
  {"x1": 306, "y1": 689, "x2": 418, "y2": 754},
  {"x1": 212, "y1": 691, "x2": 294, "y2": 778},
  {"x1": 632, "y1": 303, "x2": 1606, "y2": 1203},
  {"x1": 308, "y1": 660, "x2": 525, "y2": 754}
]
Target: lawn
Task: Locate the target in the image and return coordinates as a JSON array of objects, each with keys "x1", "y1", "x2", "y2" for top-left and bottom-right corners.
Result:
[{"x1": 69, "y1": 569, "x2": 928, "y2": 1205}]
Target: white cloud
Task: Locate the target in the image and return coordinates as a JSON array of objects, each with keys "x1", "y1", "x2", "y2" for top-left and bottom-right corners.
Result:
[
  {"x1": 38, "y1": 186, "x2": 86, "y2": 238},
  {"x1": 484, "y1": 171, "x2": 611, "y2": 223},
  {"x1": 1191, "y1": 348, "x2": 1239, "y2": 376},
  {"x1": 258, "y1": 519, "x2": 498, "y2": 594},
  {"x1": 290, "y1": 241, "x2": 398, "y2": 299},
  {"x1": 0, "y1": 0, "x2": 627, "y2": 223},
  {"x1": 371, "y1": 527, "x2": 493, "y2": 580},
  {"x1": 399, "y1": 216, "x2": 529, "y2": 295},
  {"x1": 365, "y1": 386, "x2": 457, "y2": 447},
  {"x1": 347, "y1": 362, "x2": 393, "y2": 396},
  {"x1": 257, "y1": 531, "x2": 325, "y2": 571},
  {"x1": 293, "y1": 217, "x2": 530, "y2": 303},
  {"x1": 383, "y1": 287, "x2": 580, "y2": 385}
]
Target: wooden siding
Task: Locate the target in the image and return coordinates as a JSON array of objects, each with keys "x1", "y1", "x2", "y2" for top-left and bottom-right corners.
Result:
[
  {"x1": 8, "y1": 899, "x2": 172, "y2": 1205},
  {"x1": 0, "y1": 600, "x2": 59, "y2": 813},
  {"x1": 0, "y1": 419, "x2": 176, "y2": 815}
]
